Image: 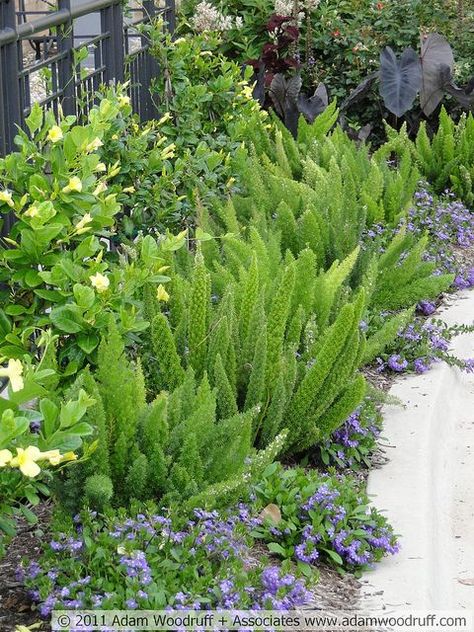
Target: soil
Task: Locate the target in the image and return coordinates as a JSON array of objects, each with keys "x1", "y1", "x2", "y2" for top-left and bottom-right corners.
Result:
[
  {"x1": 0, "y1": 504, "x2": 52, "y2": 632},
  {"x1": 309, "y1": 563, "x2": 361, "y2": 612}
]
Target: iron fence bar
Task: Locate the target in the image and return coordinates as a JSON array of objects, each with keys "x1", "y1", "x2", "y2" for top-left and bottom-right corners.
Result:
[
  {"x1": 165, "y1": 0, "x2": 176, "y2": 33},
  {"x1": 57, "y1": 0, "x2": 75, "y2": 116},
  {"x1": 0, "y1": 0, "x2": 21, "y2": 156},
  {"x1": 0, "y1": 0, "x2": 121, "y2": 45},
  {"x1": 0, "y1": 0, "x2": 175, "y2": 160},
  {"x1": 18, "y1": 50, "x2": 68, "y2": 76}
]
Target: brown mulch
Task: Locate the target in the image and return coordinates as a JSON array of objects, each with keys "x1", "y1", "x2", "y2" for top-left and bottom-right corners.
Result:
[
  {"x1": 0, "y1": 504, "x2": 52, "y2": 632},
  {"x1": 309, "y1": 563, "x2": 362, "y2": 612}
]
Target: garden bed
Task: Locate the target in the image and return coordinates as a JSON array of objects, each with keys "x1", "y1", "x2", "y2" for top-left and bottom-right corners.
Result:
[{"x1": 1, "y1": 4, "x2": 474, "y2": 629}]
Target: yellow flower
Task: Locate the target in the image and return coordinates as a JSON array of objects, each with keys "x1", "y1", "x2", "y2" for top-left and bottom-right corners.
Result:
[
  {"x1": 24, "y1": 203, "x2": 39, "y2": 218},
  {"x1": 62, "y1": 176, "x2": 83, "y2": 194},
  {"x1": 95, "y1": 162, "x2": 107, "y2": 173},
  {"x1": 241, "y1": 85, "x2": 254, "y2": 100},
  {"x1": 85, "y1": 137, "x2": 103, "y2": 153},
  {"x1": 47, "y1": 125, "x2": 63, "y2": 143},
  {"x1": 156, "y1": 284, "x2": 170, "y2": 302},
  {"x1": 0, "y1": 189, "x2": 14, "y2": 208},
  {"x1": 39, "y1": 449, "x2": 62, "y2": 465},
  {"x1": 123, "y1": 186, "x2": 135, "y2": 194},
  {"x1": 0, "y1": 449, "x2": 13, "y2": 467},
  {"x1": 90, "y1": 272, "x2": 110, "y2": 293},
  {"x1": 118, "y1": 95, "x2": 130, "y2": 107},
  {"x1": 93, "y1": 181, "x2": 107, "y2": 196},
  {"x1": 0, "y1": 359, "x2": 24, "y2": 392},
  {"x1": 108, "y1": 162, "x2": 121, "y2": 178},
  {"x1": 160, "y1": 143, "x2": 176, "y2": 160},
  {"x1": 157, "y1": 112, "x2": 172, "y2": 126},
  {"x1": 75, "y1": 213, "x2": 93, "y2": 234},
  {"x1": 111, "y1": 134, "x2": 119, "y2": 140},
  {"x1": 10, "y1": 446, "x2": 42, "y2": 478},
  {"x1": 60, "y1": 451, "x2": 78, "y2": 463}
]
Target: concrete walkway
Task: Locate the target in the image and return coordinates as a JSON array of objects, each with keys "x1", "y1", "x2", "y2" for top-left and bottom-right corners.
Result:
[{"x1": 361, "y1": 290, "x2": 474, "y2": 613}]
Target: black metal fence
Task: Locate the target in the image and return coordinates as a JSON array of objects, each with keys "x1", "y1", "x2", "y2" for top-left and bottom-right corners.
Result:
[{"x1": 0, "y1": 0, "x2": 175, "y2": 155}]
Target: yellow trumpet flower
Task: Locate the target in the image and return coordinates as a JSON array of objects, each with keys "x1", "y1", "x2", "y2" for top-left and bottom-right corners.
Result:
[
  {"x1": 10, "y1": 447, "x2": 42, "y2": 478},
  {"x1": 0, "y1": 449, "x2": 13, "y2": 467},
  {"x1": 62, "y1": 177, "x2": 83, "y2": 194},
  {"x1": 0, "y1": 359, "x2": 24, "y2": 392},
  {"x1": 47, "y1": 125, "x2": 63, "y2": 143},
  {"x1": 156, "y1": 284, "x2": 170, "y2": 302},
  {"x1": 90, "y1": 272, "x2": 110, "y2": 293},
  {"x1": 0, "y1": 189, "x2": 14, "y2": 208}
]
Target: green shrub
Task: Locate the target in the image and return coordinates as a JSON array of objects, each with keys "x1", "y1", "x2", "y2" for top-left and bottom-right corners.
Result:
[
  {"x1": 414, "y1": 109, "x2": 474, "y2": 205},
  {"x1": 57, "y1": 320, "x2": 285, "y2": 511},
  {"x1": 0, "y1": 95, "x2": 175, "y2": 371},
  {"x1": 147, "y1": 239, "x2": 368, "y2": 456},
  {"x1": 0, "y1": 361, "x2": 95, "y2": 556}
]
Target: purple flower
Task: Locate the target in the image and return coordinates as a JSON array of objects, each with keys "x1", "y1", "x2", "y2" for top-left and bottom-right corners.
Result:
[
  {"x1": 219, "y1": 579, "x2": 234, "y2": 594},
  {"x1": 26, "y1": 561, "x2": 41, "y2": 579},
  {"x1": 387, "y1": 354, "x2": 408, "y2": 372},
  {"x1": 295, "y1": 540, "x2": 319, "y2": 564},
  {"x1": 417, "y1": 300, "x2": 436, "y2": 316},
  {"x1": 430, "y1": 335, "x2": 449, "y2": 351},
  {"x1": 29, "y1": 420, "x2": 41, "y2": 433},
  {"x1": 414, "y1": 357, "x2": 431, "y2": 374},
  {"x1": 454, "y1": 275, "x2": 470, "y2": 290},
  {"x1": 463, "y1": 359, "x2": 474, "y2": 373}
]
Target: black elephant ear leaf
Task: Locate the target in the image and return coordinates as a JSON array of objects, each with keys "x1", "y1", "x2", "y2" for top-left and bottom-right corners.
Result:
[
  {"x1": 339, "y1": 72, "x2": 378, "y2": 114},
  {"x1": 284, "y1": 76, "x2": 302, "y2": 139},
  {"x1": 314, "y1": 82, "x2": 328, "y2": 107},
  {"x1": 420, "y1": 33, "x2": 454, "y2": 116},
  {"x1": 440, "y1": 66, "x2": 474, "y2": 109},
  {"x1": 269, "y1": 73, "x2": 288, "y2": 117},
  {"x1": 297, "y1": 83, "x2": 328, "y2": 123},
  {"x1": 286, "y1": 75, "x2": 303, "y2": 103},
  {"x1": 252, "y1": 63, "x2": 266, "y2": 106},
  {"x1": 465, "y1": 75, "x2": 474, "y2": 96},
  {"x1": 379, "y1": 47, "x2": 422, "y2": 117},
  {"x1": 358, "y1": 123, "x2": 372, "y2": 143},
  {"x1": 269, "y1": 73, "x2": 302, "y2": 138}
]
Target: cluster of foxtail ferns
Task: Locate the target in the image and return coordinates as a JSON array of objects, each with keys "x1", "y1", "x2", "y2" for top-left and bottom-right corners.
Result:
[
  {"x1": 58, "y1": 104, "x2": 462, "y2": 510},
  {"x1": 137, "y1": 106, "x2": 455, "y2": 462},
  {"x1": 56, "y1": 319, "x2": 284, "y2": 511},
  {"x1": 147, "y1": 237, "x2": 369, "y2": 456}
]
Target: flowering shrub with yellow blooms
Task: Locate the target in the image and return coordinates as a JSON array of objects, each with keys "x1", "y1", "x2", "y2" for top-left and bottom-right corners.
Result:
[
  {"x1": 0, "y1": 360, "x2": 95, "y2": 556},
  {"x1": 98, "y1": 28, "x2": 266, "y2": 238},
  {"x1": 0, "y1": 90, "x2": 178, "y2": 372}
]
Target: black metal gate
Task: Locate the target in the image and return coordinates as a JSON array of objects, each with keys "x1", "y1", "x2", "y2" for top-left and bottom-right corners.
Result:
[{"x1": 0, "y1": 0, "x2": 175, "y2": 155}]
